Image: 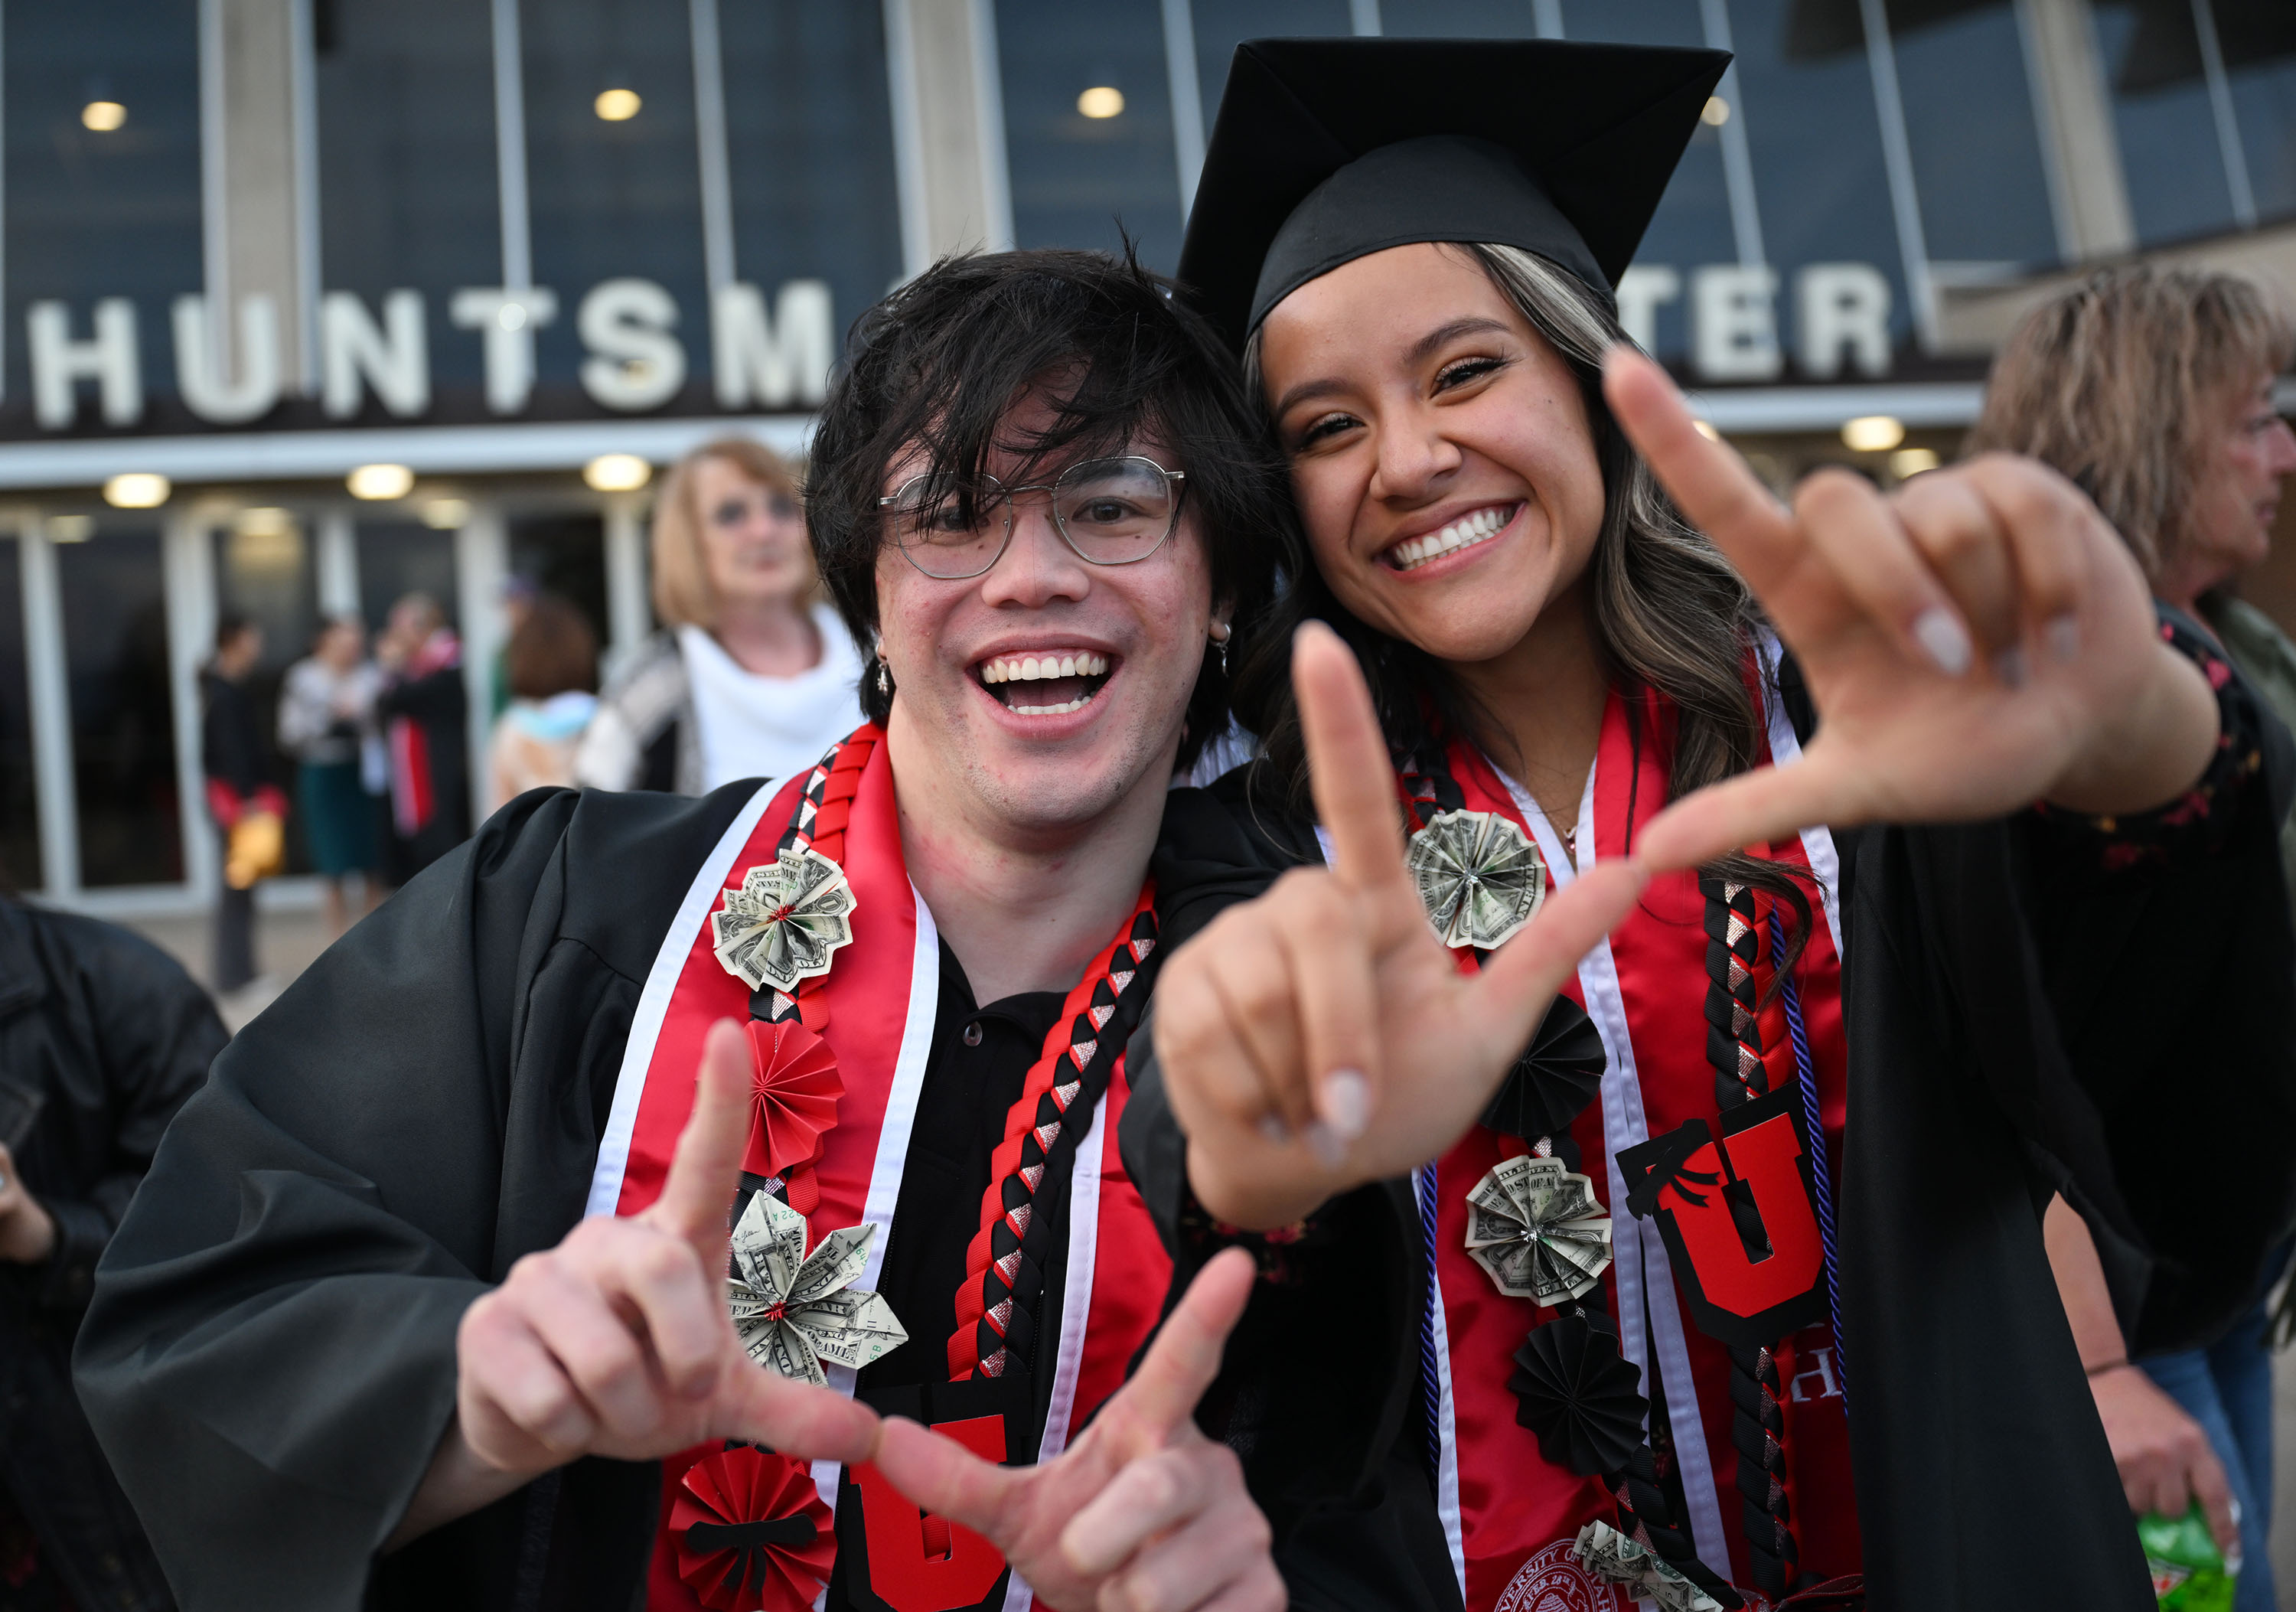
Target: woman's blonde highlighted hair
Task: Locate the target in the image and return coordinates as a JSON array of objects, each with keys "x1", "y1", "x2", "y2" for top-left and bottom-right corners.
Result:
[
  {"x1": 648, "y1": 436, "x2": 807, "y2": 628},
  {"x1": 1969, "y1": 265, "x2": 2294, "y2": 580}
]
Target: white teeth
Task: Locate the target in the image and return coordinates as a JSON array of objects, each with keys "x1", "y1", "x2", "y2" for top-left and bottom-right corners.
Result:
[
  {"x1": 1387, "y1": 505, "x2": 1512, "y2": 572},
  {"x1": 1009, "y1": 695, "x2": 1092, "y2": 715},
  {"x1": 978, "y1": 651, "x2": 1110, "y2": 685}
]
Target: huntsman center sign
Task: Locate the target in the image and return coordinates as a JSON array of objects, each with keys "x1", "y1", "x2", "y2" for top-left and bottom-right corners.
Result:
[{"x1": 11, "y1": 276, "x2": 834, "y2": 438}]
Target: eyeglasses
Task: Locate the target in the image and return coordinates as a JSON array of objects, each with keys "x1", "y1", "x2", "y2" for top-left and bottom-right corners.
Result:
[{"x1": 879, "y1": 455, "x2": 1186, "y2": 580}]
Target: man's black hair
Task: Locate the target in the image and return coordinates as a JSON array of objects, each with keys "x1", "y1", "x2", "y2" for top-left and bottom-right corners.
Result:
[{"x1": 806, "y1": 246, "x2": 1299, "y2": 768}]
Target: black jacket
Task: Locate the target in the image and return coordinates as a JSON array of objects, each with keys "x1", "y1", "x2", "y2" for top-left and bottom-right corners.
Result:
[{"x1": 0, "y1": 898, "x2": 224, "y2": 1612}]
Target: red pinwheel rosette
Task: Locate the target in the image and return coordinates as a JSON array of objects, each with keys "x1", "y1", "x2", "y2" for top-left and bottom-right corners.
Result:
[
  {"x1": 742, "y1": 1019, "x2": 843, "y2": 1184},
  {"x1": 673, "y1": 1447, "x2": 836, "y2": 1612}
]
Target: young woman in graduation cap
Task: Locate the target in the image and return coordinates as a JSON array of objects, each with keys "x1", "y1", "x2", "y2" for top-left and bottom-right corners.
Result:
[{"x1": 1120, "y1": 36, "x2": 2296, "y2": 1612}]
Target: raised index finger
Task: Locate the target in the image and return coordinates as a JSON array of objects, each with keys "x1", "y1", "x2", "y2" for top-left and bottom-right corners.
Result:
[
  {"x1": 1295, "y1": 622, "x2": 1408, "y2": 894},
  {"x1": 643, "y1": 1017, "x2": 752, "y2": 1261},
  {"x1": 1107, "y1": 1248, "x2": 1257, "y2": 1454},
  {"x1": 1602, "y1": 347, "x2": 1797, "y2": 595}
]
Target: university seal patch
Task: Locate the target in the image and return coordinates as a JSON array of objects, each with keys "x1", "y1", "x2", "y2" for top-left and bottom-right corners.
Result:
[{"x1": 1494, "y1": 1538, "x2": 1612, "y2": 1612}]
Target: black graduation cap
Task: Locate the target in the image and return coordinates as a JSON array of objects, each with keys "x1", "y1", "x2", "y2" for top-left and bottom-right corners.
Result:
[{"x1": 1176, "y1": 38, "x2": 1730, "y2": 353}]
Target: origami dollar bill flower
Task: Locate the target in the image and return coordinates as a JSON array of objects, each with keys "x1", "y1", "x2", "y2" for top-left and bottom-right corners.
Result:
[
  {"x1": 1406, "y1": 809, "x2": 1546, "y2": 950},
  {"x1": 1573, "y1": 1521, "x2": 1727, "y2": 1612},
  {"x1": 726, "y1": 1190, "x2": 907, "y2": 1388},
  {"x1": 712, "y1": 848, "x2": 857, "y2": 995},
  {"x1": 1463, "y1": 1154, "x2": 1613, "y2": 1305}
]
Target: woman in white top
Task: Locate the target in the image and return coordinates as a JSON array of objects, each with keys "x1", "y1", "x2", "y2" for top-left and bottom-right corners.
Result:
[{"x1": 575, "y1": 437, "x2": 864, "y2": 794}]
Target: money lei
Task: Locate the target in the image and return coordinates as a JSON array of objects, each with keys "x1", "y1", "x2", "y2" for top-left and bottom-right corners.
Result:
[
  {"x1": 1405, "y1": 808, "x2": 1546, "y2": 950},
  {"x1": 1572, "y1": 1521, "x2": 1726, "y2": 1612},
  {"x1": 726, "y1": 1193, "x2": 908, "y2": 1388},
  {"x1": 712, "y1": 847, "x2": 857, "y2": 994},
  {"x1": 1463, "y1": 1154, "x2": 1613, "y2": 1305}
]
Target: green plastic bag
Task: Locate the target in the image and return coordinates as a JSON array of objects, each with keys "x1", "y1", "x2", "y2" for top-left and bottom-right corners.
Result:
[{"x1": 2138, "y1": 1502, "x2": 2236, "y2": 1611}]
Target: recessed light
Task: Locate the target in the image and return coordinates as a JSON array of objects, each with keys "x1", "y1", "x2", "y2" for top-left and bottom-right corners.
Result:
[
  {"x1": 1890, "y1": 446, "x2": 1941, "y2": 478},
  {"x1": 103, "y1": 473, "x2": 169, "y2": 508},
  {"x1": 47, "y1": 514, "x2": 94, "y2": 542},
  {"x1": 595, "y1": 87, "x2": 641, "y2": 122},
  {"x1": 1701, "y1": 96, "x2": 1730, "y2": 128},
  {"x1": 1077, "y1": 86, "x2": 1125, "y2": 119},
  {"x1": 81, "y1": 100, "x2": 126, "y2": 132},
  {"x1": 347, "y1": 463, "x2": 415, "y2": 501},
  {"x1": 1841, "y1": 415, "x2": 1906, "y2": 452},
  {"x1": 421, "y1": 498, "x2": 471, "y2": 530},
  {"x1": 583, "y1": 453, "x2": 653, "y2": 492}
]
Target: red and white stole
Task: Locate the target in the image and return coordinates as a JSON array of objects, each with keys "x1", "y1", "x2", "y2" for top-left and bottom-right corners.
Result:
[
  {"x1": 582, "y1": 734, "x2": 1172, "y2": 1611},
  {"x1": 1383, "y1": 649, "x2": 1856, "y2": 1610}
]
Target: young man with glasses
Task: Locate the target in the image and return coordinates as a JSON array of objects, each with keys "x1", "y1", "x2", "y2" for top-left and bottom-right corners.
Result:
[{"x1": 75, "y1": 249, "x2": 1290, "y2": 1612}]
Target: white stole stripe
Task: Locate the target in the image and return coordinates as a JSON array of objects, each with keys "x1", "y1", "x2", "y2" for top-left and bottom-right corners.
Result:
[
  {"x1": 1493, "y1": 768, "x2": 1733, "y2": 1581},
  {"x1": 584, "y1": 779, "x2": 780, "y2": 1219},
  {"x1": 808, "y1": 883, "x2": 944, "y2": 1511},
  {"x1": 1756, "y1": 631, "x2": 1845, "y2": 958},
  {"x1": 1001, "y1": 1082, "x2": 1114, "y2": 1612}
]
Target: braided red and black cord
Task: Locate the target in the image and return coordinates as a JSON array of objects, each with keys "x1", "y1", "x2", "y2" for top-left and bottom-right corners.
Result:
[{"x1": 1701, "y1": 874, "x2": 1798, "y2": 1601}]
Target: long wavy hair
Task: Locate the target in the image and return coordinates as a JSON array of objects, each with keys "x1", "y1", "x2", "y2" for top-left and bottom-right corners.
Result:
[{"x1": 1228, "y1": 242, "x2": 1811, "y2": 941}]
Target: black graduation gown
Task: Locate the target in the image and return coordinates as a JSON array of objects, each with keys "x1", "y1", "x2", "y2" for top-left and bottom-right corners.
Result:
[
  {"x1": 1122, "y1": 643, "x2": 2296, "y2": 1612},
  {"x1": 71, "y1": 783, "x2": 1143, "y2": 1612}
]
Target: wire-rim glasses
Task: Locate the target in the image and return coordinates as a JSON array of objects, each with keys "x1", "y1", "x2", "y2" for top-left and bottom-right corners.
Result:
[{"x1": 879, "y1": 455, "x2": 1187, "y2": 580}]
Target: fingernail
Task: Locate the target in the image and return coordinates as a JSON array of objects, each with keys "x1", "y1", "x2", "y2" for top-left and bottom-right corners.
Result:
[
  {"x1": 2226, "y1": 1545, "x2": 2245, "y2": 1574},
  {"x1": 1993, "y1": 645, "x2": 2028, "y2": 689},
  {"x1": 1912, "y1": 606, "x2": 1973, "y2": 676},
  {"x1": 1303, "y1": 1121, "x2": 1348, "y2": 1169},
  {"x1": 1257, "y1": 1113, "x2": 1292, "y2": 1147},
  {"x1": 2047, "y1": 613, "x2": 2080, "y2": 662},
  {"x1": 1319, "y1": 1069, "x2": 1369, "y2": 1140}
]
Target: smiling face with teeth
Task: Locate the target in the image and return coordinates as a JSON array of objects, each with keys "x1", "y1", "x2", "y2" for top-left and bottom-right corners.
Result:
[
  {"x1": 1259, "y1": 242, "x2": 1608, "y2": 669},
  {"x1": 873, "y1": 393, "x2": 1219, "y2": 841}
]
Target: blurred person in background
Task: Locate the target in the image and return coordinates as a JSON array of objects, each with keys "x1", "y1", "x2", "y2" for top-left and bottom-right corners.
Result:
[
  {"x1": 486, "y1": 595, "x2": 598, "y2": 811},
  {"x1": 278, "y1": 615, "x2": 384, "y2": 938},
  {"x1": 0, "y1": 883, "x2": 225, "y2": 1612},
  {"x1": 376, "y1": 592, "x2": 469, "y2": 883},
  {"x1": 1971, "y1": 263, "x2": 2296, "y2": 1608},
  {"x1": 201, "y1": 614, "x2": 282, "y2": 994},
  {"x1": 576, "y1": 439, "x2": 863, "y2": 794},
  {"x1": 490, "y1": 575, "x2": 537, "y2": 723}
]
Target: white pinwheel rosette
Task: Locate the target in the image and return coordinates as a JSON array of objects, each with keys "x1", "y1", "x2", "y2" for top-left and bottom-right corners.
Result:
[
  {"x1": 711, "y1": 847, "x2": 858, "y2": 994},
  {"x1": 1463, "y1": 1154, "x2": 1613, "y2": 1306},
  {"x1": 1405, "y1": 808, "x2": 1547, "y2": 951},
  {"x1": 726, "y1": 1193, "x2": 908, "y2": 1388}
]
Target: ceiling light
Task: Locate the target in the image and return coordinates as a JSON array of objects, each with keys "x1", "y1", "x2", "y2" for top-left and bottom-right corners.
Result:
[
  {"x1": 594, "y1": 86, "x2": 641, "y2": 122},
  {"x1": 81, "y1": 100, "x2": 126, "y2": 132},
  {"x1": 1890, "y1": 446, "x2": 1941, "y2": 479},
  {"x1": 1692, "y1": 419, "x2": 1721, "y2": 442},
  {"x1": 421, "y1": 498, "x2": 471, "y2": 530},
  {"x1": 1077, "y1": 86, "x2": 1125, "y2": 119},
  {"x1": 1701, "y1": 96, "x2": 1730, "y2": 127},
  {"x1": 583, "y1": 453, "x2": 653, "y2": 492},
  {"x1": 1841, "y1": 415, "x2": 1906, "y2": 452},
  {"x1": 347, "y1": 462, "x2": 415, "y2": 501},
  {"x1": 103, "y1": 472, "x2": 169, "y2": 508},
  {"x1": 46, "y1": 514, "x2": 94, "y2": 543}
]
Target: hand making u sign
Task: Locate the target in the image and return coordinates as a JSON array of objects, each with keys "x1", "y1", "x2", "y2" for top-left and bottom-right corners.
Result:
[
  {"x1": 1603, "y1": 346, "x2": 2220, "y2": 871},
  {"x1": 869, "y1": 1248, "x2": 1281, "y2": 1612}
]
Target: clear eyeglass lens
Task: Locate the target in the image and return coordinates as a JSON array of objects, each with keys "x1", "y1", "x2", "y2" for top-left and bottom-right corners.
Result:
[
  {"x1": 1055, "y1": 458, "x2": 1173, "y2": 559},
  {"x1": 889, "y1": 473, "x2": 1010, "y2": 575}
]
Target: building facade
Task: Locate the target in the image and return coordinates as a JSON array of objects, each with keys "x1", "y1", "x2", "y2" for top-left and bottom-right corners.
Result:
[{"x1": 3, "y1": 0, "x2": 2292, "y2": 910}]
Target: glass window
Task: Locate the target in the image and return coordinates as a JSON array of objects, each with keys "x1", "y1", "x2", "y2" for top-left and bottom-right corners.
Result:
[
  {"x1": 522, "y1": 0, "x2": 706, "y2": 406},
  {"x1": 1381, "y1": 2, "x2": 1541, "y2": 38},
  {"x1": 358, "y1": 523, "x2": 460, "y2": 638},
  {"x1": 1189, "y1": 1, "x2": 1350, "y2": 129},
  {"x1": 315, "y1": 0, "x2": 502, "y2": 393},
  {"x1": 719, "y1": 4, "x2": 905, "y2": 344},
  {"x1": 2224, "y1": 5, "x2": 2296, "y2": 224},
  {"x1": 2092, "y1": 0, "x2": 2239, "y2": 245},
  {"x1": 999, "y1": 0, "x2": 1186, "y2": 269},
  {"x1": 1711, "y1": 0, "x2": 1912, "y2": 348},
  {"x1": 5, "y1": 2, "x2": 202, "y2": 402},
  {"x1": 0, "y1": 537, "x2": 35, "y2": 891},
  {"x1": 57, "y1": 525, "x2": 179, "y2": 888},
  {"x1": 1887, "y1": 0, "x2": 2057, "y2": 270},
  {"x1": 507, "y1": 512, "x2": 608, "y2": 650},
  {"x1": 1562, "y1": 1, "x2": 1738, "y2": 361},
  {"x1": 214, "y1": 517, "x2": 320, "y2": 873}
]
